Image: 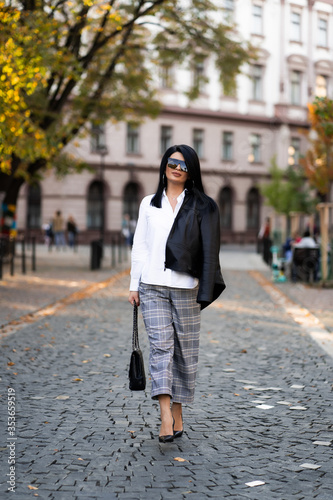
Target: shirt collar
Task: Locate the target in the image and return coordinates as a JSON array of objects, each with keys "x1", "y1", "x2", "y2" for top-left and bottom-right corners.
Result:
[{"x1": 163, "y1": 189, "x2": 186, "y2": 203}]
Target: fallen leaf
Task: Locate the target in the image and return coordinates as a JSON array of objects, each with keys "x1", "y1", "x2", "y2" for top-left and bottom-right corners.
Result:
[
  {"x1": 12, "y1": 349, "x2": 16, "y2": 352},
  {"x1": 28, "y1": 485, "x2": 38, "y2": 490},
  {"x1": 103, "y1": 354, "x2": 111, "y2": 358},
  {"x1": 78, "y1": 458, "x2": 83, "y2": 461},
  {"x1": 174, "y1": 457, "x2": 188, "y2": 462},
  {"x1": 234, "y1": 393, "x2": 240, "y2": 396},
  {"x1": 7, "y1": 362, "x2": 15, "y2": 366},
  {"x1": 72, "y1": 378, "x2": 83, "y2": 382},
  {"x1": 55, "y1": 395, "x2": 70, "y2": 400},
  {"x1": 82, "y1": 360, "x2": 91, "y2": 363},
  {"x1": 241, "y1": 349, "x2": 247, "y2": 353}
]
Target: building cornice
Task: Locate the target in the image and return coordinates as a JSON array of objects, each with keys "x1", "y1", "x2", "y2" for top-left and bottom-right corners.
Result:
[{"x1": 161, "y1": 105, "x2": 310, "y2": 128}]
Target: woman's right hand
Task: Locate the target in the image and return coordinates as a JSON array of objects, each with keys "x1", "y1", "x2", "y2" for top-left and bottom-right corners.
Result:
[{"x1": 128, "y1": 291, "x2": 140, "y2": 307}]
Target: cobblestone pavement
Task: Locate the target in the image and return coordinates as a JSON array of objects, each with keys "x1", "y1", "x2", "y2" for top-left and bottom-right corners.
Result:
[{"x1": 1, "y1": 267, "x2": 333, "y2": 499}]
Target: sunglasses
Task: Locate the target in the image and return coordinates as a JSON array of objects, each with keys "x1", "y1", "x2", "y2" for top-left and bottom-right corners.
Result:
[{"x1": 167, "y1": 157, "x2": 188, "y2": 172}]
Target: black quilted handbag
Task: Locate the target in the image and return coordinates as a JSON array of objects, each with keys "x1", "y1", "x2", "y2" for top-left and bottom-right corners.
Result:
[{"x1": 128, "y1": 301, "x2": 146, "y2": 391}]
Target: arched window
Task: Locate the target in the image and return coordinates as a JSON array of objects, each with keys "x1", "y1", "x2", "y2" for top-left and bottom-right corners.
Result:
[
  {"x1": 87, "y1": 181, "x2": 104, "y2": 230},
  {"x1": 219, "y1": 187, "x2": 233, "y2": 230},
  {"x1": 123, "y1": 182, "x2": 139, "y2": 221},
  {"x1": 27, "y1": 184, "x2": 41, "y2": 229},
  {"x1": 247, "y1": 187, "x2": 260, "y2": 230}
]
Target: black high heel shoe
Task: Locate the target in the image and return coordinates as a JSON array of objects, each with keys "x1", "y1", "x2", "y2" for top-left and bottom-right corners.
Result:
[
  {"x1": 159, "y1": 418, "x2": 175, "y2": 443},
  {"x1": 173, "y1": 416, "x2": 183, "y2": 438}
]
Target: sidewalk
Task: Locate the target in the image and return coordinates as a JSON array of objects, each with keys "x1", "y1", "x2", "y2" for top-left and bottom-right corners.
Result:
[{"x1": 0, "y1": 244, "x2": 130, "y2": 328}]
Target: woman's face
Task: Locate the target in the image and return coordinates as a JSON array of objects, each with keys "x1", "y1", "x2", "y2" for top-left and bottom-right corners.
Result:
[{"x1": 165, "y1": 151, "x2": 189, "y2": 187}]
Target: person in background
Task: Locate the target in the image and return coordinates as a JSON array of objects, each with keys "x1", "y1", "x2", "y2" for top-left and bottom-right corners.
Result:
[
  {"x1": 67, "y1": 216, "x2": 78, "y2": 250},
  {"x1": 53, "y1": 210, "x2": 66, "y2": 250}
]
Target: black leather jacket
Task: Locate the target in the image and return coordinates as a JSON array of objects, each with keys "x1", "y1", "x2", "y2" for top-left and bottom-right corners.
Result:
[{"x1": 165, "y1": 188, "x2": 226, "y2": 310}]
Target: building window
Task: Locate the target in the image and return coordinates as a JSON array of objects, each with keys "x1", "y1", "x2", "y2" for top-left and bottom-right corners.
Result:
[
  {"x1": 315, "y1": 75, "x2": 328, "y2": 97},
  {"x1": 123, "y1": 182, "x2": 139, "y2": 222},
  {"x1": 193, "y1": 129, "x2": 204, "y2": 158},
  {"x1": 222, "y1": 132, "x2": 233, "y2": 161},
  {"x1": 160, "y1": 65, "x2": 173, "y2": 89},
  {"x1": 252, "y1": 4, "x2": 263, "y2": 35},
  {"x1": 87, "y1": 181, "x2": 104, "y2": 230},
  {"x1": 91, "y1": 124, "x2": 106, "y2": 153},
  {"x1": 291, "y1": 12, "x2": 301, "y2": 41},
  {"x1": 219, "y1": 187, "x2": 233, "y2": 230},
  {"x1": 223, "y1": 0, "x2": 234, "y2": 23},
  {"x1": 193, "y1": 59, "x2": 206, "y2": 92},
  {"x1": 247, "y1": 188, "x2": 260, "y2": 230},
  {"x1": 160, "y1": 126, "x2": 173, "y2": 154},
  {"x1": 252, "y1": 65, "x2": 263, "y2": 100},
  {"x1": 27, "y1": 184, "x2": 41, "y2": 229},
  {"x1": 288, "y1": 138, "x2": 301, "y2": 166},
  {"x1": 290, "y1": 70, "x2": 302, "y2": 105},
  {"x1": 318, "y1": 18, "x2": 328, "y2": 47},
  {"x1": 249, "y1": 134, "x2": 261, "y2": 163},
  {"x1": 126, "y1": 124, "x2": 140, "y2": 154}
]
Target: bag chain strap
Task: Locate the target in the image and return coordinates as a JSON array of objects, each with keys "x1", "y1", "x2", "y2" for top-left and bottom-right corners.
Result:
[{"x1": 132, "y1": 300, "x2": 140, "y2": 351}]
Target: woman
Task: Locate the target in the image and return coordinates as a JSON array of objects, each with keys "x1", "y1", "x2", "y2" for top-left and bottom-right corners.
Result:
[{"x1": 128, "y1": 145, "x2": 225, "y2": 443}]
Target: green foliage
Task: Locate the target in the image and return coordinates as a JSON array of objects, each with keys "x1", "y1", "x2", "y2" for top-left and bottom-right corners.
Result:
[
  {"x1": 300, "y1": 97, "x2": 333, "y2": 197},
  {"x1": 0, "y1": 0, "x2": 253, "y2": 203},
  {"x1": 260, "y1": 157, "x2": 317, "y2": 216}
]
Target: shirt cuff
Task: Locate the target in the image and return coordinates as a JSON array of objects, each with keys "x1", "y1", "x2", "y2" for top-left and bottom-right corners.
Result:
[{"x1": 129, "y1": 277, "x2": 140, "y2": 291}]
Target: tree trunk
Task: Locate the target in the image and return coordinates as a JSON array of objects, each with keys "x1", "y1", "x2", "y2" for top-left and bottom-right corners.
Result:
[{"x1": 3, "y1": 177, "x2": 25, "y2": 206}]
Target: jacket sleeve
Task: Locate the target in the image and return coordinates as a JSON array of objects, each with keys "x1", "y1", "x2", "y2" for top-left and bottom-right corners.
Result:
[{"x1": 197, "y1": 203, "x2": 226, "y2": 309}]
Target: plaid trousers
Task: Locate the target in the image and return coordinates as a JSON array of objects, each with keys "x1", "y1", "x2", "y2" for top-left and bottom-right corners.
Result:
[{"x1": 139, "y1": 282, "x2": 201, "y2": 403}]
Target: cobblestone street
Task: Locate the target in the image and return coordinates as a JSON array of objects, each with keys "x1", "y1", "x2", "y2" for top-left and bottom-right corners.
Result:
[{"x1": 1, "y1": 248, "x2": 333, "y2": 499}]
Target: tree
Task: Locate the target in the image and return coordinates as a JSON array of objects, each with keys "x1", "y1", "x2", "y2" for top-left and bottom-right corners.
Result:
[
  {"x1": 300, "y1": 97, "x2": 333, "y2": 201},
  {"x1": 260, "y1": 157, "x2": 317, "y2": 235},
  {"x1": 0, "y1": 0, "x2": 254, "y2": 211}
]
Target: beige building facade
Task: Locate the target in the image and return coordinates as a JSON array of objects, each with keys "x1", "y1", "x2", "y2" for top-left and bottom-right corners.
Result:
[{"x1": 16, "y1": 0, "x2": 333, "y2": 243}]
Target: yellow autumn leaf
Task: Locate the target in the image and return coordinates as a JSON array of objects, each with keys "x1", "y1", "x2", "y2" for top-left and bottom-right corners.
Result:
[
  {"x1": 28, "y1": 485, "x2": 38, "y2": 490},
  {"x1": 174, "y1": 457, "x2": 188, "y2": 462}
]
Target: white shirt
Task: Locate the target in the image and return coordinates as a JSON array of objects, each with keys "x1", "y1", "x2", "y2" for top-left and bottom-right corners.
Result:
[{"x1": 129, "y1": 190, "x2": 198, "y2": 291}]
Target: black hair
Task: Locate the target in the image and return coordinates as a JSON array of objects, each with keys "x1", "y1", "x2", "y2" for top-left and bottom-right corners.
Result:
[{"x1": 151, "y1": 144, "x2": 205, "y2": 208}]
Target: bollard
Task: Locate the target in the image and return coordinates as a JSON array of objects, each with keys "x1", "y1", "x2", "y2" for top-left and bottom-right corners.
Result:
[
  {"x1": 10, "y1": 240, "x2": 15, "y2": 276},
  {"x1": 111, "y1": 238, "x2": 116, "y2": 268},
  {"x1": 32, "y1": 236, "x2": 36, "y2": 271},
  {"x1": 118, "y1": 235, "x2": 122, "y2": 264},
  {"x1": 21, "y1": 238, "x2": 26, "y2": 274}
]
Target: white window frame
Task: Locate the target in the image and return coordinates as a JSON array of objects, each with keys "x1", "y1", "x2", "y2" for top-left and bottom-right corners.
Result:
[
  {"x1": 160, "y1": 126, "x2": 173, "y2": 155},
  {"x1": 193, "y1": 129, "x2": 204, "y2": 159},
  {"x1": 126, "y1": 124, "x2": 140, "y2": 155},
  {"x1": 318, "y1": 17, "x2": 328, "y2": 47},
  {"x1": 222, "y1": 132, "x2": 234, "y2": 161},
  {"x1": 252, "y1": 4, "x2": 263, "y2": 35},
  {"x1": 291, "y1": 12, "x2": 301, "y2": 41},
  {"x1": 290, "y1": 70, "x2": 302, "y2": 105}
]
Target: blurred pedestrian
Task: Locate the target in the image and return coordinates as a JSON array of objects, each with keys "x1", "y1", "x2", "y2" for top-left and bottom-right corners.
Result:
[
  {"x1": 53, "y1": 210, "x2": 66, "y2": 250},
  {"x1": 43, "y1": 221, "x2": 54, "y2": 251},
  {"x1": 122, "y1": 214, "x2": 131, "y2": 246},
  {"x1": 128, "y1": 144, "x2": 225, "y2": 443},
  {"x1": 258, "y1": 217, "x2": 272, "y2": 265},
  {"x1": 67, "y1": 216, "x2": 78, "y2": 250}
]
